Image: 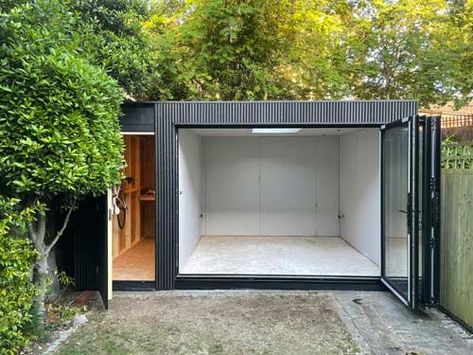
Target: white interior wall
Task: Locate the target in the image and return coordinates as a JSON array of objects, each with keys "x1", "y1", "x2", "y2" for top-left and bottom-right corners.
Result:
[
  {"x1": 260, "y1": 137, "x2": 339, "y2": 236},
  {"x1": 203, "y1": 137, "x2": 261, "y2": 235},
  {"x1": 203, "y1": 136, "x2": 339, "y2": 236},
  {"x1": 178, "y1": 130, "x2": 202, "y2": 267},
  {"x1": 339, "y1": 129, "x2": 381, "y2": 266}
]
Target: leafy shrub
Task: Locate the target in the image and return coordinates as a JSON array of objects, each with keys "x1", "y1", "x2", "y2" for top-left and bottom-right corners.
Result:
[
  {"x1": 0, "y1": 1, "x2": 124, "y2": 196},
  {"x1": 0, "y1": 197, "x2": 37, "y2": 355},
  {"x1": 0, "y1": 0, "x2": 124, "y2": 331},
  {"x1": 71, "y1": 0, "x2": 153, "y2": 99}
]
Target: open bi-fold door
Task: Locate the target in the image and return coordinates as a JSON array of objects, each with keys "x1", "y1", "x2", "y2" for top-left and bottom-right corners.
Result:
[{"x1": 381, "y1": 115, "x2": 440, "y2": 309}]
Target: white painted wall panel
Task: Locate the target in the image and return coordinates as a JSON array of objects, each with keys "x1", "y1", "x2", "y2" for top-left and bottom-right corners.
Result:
[
  {"x1": 203, "y1": 138, "x2": 261, "y2": 235},
  {"x1": 203, "y1": 136, "x2": 339, "y2": 236},
  {"x1": 339, "y1": 129, "x2": 381, "y2": 266},
  {"x1": 260, "y1": 137, "x2": 339, "y2": 236},
  {"x1": 178, "y1": 130, "x2": 203, "y2": 267},
  {"x1": 312, "y1": 137, "x2": 340, "y2": 236}
]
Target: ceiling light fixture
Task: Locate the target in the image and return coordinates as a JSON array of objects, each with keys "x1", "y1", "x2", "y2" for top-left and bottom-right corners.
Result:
[{"x1": 251, "y1": 128, "x2": 301, "y2": 134}]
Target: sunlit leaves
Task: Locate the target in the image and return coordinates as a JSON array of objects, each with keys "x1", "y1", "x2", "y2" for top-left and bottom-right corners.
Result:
[
  {"x1": 145, "y1": 0, "x2": 472, "y2": 104},
  {"x1": 0, "y1": 197, "x2": 37, "y2": 354},
  {"x1": 0, "y1": 0, "x2": 124, "y2": 204},
  {"x1": 145, "y1": 0, "x2": 355, "y2": 100}
]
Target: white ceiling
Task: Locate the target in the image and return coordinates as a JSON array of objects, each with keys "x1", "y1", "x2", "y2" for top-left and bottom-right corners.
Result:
[{"x1": 189, "y1": 128, "x2": 367, "y2": 137}]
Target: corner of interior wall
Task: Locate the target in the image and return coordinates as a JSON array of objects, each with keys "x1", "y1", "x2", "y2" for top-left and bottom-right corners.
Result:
[
  {"x1": 178, "y1": 130, "x2": 205, "y2": 269},
  {"x1": 337, "y1": 135, "x2": 341, "y2": 237},
  {"x1": 258, "y1": 135, "x2": 262, "y2": 236},
  {"x1": 338, "y1": 133, "x2": 346, "y2": 239},
  {"x1": 200, "y1": 134, "x2": 206, "y2": 238}
]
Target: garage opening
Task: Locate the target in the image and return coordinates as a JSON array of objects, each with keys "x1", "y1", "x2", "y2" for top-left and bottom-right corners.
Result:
[
  {"x1": 178, "y1": 128, "x2": 381, "y2": 276},
  {"x1": 112, "y1": 135, "x2": 155, "y2": 281}
]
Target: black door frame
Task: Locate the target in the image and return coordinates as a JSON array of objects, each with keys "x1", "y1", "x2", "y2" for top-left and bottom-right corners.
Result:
[
  {"x1": 380, "y1": 115, "x2": 441, "y2": 308},
  {"x1": 380, "y1": 116, "x2": 419, "y2": 307},
  {"x1": 172, "y1": 123, "x2": 384, "y2": 291},
  {"x1": 112, "y1": 104, "x2": 157, "y2": 291},
  {"x1": 422, "y1": 116, "x2": 441, "y2": 306},
  {"x1": 156, "y1": 101, "x2": 419, "y2": 291}
]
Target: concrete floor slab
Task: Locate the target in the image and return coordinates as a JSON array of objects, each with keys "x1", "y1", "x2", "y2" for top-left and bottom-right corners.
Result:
[{"x1": 180, "y1": 236, "x2": 381, "y2": 276}]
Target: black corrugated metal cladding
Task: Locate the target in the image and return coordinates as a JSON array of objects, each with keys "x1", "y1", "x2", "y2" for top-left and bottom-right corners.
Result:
[
  {"x1": 148, "y1": 100, "x2": 418, "y2": 290},
  {"x1": 155, "y1": 100, "x2": 418, "y2": 125}
]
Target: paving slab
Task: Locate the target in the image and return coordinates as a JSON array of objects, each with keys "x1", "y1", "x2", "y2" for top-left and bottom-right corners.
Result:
[{"x1": 333, "y1": 290, "x2": 473, "y2": 354}]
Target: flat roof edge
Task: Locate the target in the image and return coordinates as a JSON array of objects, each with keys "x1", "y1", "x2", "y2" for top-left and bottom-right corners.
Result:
[{"x1": 123, "y1": 99, "x2": 418, "y2": 105}]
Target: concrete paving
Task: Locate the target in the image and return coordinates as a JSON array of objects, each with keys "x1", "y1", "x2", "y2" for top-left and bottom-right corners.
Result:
[{"x1": 333, "y1": 290, "x2": 473, "y2": 354}]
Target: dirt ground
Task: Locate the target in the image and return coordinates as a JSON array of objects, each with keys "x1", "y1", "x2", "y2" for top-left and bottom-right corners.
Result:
[{"x1": 54, "y1": 290, "x2": 473, "y2": 355}]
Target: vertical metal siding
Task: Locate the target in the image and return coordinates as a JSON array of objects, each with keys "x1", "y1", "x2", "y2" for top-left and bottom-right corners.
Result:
[
  {"x1": 152, "y1": 100, "x2": 418, "y2": 290},
  {"x1": 156, "y1": 100, "x2": 418, "y2": 126},
  {"x1": 72, "y1": 195, "x2": 108, "y2": 308},
  {"x1": 156, "y1": 105, "x2": 178, "y2": 290}
]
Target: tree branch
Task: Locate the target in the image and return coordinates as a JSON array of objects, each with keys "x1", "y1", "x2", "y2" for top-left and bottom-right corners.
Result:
[
  {"x1": 27, "y1": 198, "x2": 41, "y2": 243},
  {"x1": 45, "y1": 206, "x2": 74, "y2": 255},
  {"x1": 28, "y1": 222, "x2": 38, "y2": 243},
  {"x1": 37, "y1": 210, "x2": 46, "y2": 243}
]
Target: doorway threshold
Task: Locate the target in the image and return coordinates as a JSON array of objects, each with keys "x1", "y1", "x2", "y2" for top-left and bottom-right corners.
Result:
[
  {"x1": 174, "y1": 275, "x2": 385, "y2": 291},
  {"x1": 113, "y1": 280, "x2": 155, "y2": 291}
]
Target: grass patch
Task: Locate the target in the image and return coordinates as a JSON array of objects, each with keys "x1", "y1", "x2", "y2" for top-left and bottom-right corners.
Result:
[{"x1": 57, "y1": 293, "x2": 361, "y2": 355}]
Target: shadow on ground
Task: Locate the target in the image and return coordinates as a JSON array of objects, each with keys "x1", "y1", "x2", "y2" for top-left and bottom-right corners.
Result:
[{"x1": 55, "y1": 291, "x2": 472, "y2": 355}]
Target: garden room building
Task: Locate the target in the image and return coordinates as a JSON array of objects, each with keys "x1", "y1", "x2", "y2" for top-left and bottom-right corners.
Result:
[{"x1": 64, "y1": 101, "x2": 441, "y2": 310}]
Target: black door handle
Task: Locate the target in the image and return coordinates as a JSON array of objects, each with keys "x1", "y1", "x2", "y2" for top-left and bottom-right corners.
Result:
[{"x1": 397, "y1": 209, "x2": 408, "y2": 214}]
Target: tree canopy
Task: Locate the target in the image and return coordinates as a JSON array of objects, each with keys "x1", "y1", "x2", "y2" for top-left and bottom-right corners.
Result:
[
  {"x1": 71, "y1": 0, "x2": 152, "y2": 99},
  {"x1": 345, "y1": 0, "x2": 463, "y2": 105},
  {"x1": 144, "y1": 0, "x2": 473, "y2": 106},
  {"x1": 144, "y1": 0, "x2": 354, "y2": 100}
]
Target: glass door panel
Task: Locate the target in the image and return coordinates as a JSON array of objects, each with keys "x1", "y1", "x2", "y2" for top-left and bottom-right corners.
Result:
[
  {"x1": 382, "y1": 115, "x2": 439, "y2": 308},
  {"x1": 382, "y1": 122, "x2": 411, "y2": 303}
]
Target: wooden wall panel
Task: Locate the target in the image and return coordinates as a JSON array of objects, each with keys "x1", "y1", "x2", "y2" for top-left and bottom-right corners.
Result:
[
  {"x1": 440, "y1": 171, "x2": 473, "y2": 329},
  {"x1": 113, "y1": 135, "x2": 145, "y2": 259},
  {"x1": 141, "y1": 136, "x2": 156, "y2": 192},
  {"x1": 140, "y1": 136, "x2": 156, "y2": 240}
]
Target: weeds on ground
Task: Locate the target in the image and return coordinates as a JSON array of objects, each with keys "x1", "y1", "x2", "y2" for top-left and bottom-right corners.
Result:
[{"x1": 23, "y1": 272, "x2": 88, "y2": 349}]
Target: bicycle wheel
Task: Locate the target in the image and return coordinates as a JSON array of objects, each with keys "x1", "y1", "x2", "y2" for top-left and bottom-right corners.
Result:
[{"x1": 116, "y1": 186, "x2": 127, "y2": 229}]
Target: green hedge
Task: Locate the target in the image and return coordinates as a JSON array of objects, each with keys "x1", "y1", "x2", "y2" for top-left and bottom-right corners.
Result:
[{"x1": 0, "y1": 198, "x2": 37, "y2": 355}]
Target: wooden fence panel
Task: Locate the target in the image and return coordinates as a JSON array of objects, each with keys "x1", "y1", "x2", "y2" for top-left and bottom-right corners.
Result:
[{"x1": 440, "y1": 171, "x2": 473, "y2": 328}]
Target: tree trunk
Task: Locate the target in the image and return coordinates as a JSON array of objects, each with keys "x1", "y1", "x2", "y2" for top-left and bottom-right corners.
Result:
[
  {"x1": 28, "y1": 206, "x2": 74, "y2": 330},
  {"x1": 33, "y1": 250, "x2": 49, "y2": 329},
  {"x1": 47, "y1": 249, "x2": 60, "y2": 298},
  {"x1": 28, "y1": 211, "x2": 48, "y2": 330}
]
